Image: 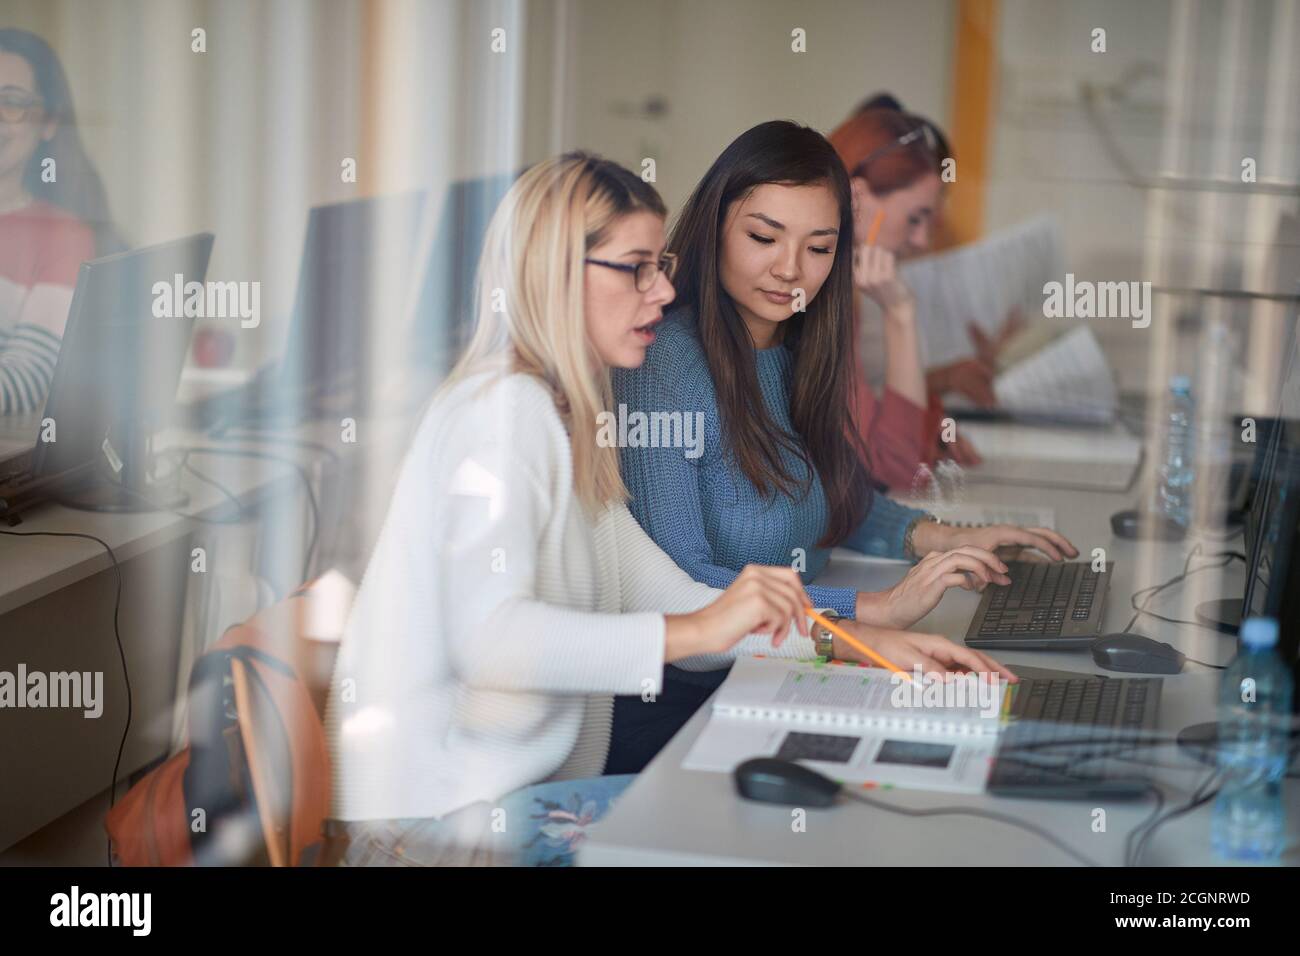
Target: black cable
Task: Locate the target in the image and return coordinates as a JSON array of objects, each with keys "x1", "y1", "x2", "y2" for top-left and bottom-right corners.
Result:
[
  {"x1": 1001, "y1": 730, "x2": 1180, "y2": 754},
  {"x1": 1127, "y1": 729, "x2": 1300, "y2": 861},
  {"x1": 99, "y1": 473, "x2": 249, "y2": 527},
  {"x1": 988, "y1": 726, "x2": 1213, "y2": 865},
  {"x1": 191, "y1": 431, "x2": 343, "y2": 575},
  {"x1": 146, "y1": 448, "x2": 251, "y2": 523},
  {"x1": 173, "y1": 446, "x2": 320, "y2": 583},
  {"x1": 1121, "y1": 545, "x2": 1246, "y2": 639},
  {"x1": 206, "y1": 425, "x2": 341, "y2": 464},
  {"x1": 840, "y1": 787, "x2": 1106, "y2": 867},
  {"x1": 958, "y1": 740, "x2": 1172, "y2": 866},
  {"x1": 1127, "y1": 545, "x2": 1245, "y2": 615},
  {"x1": 1002, "y1": 735, "x2": 1194, "y2": 773},
  {"x1": 1124, "y1": 739, "x2": 1300, "y2": 862},
  {"x1": 1127, "y1": 768, "x2": 1221, "y2": 866},
  {"x1": 993, "y1": 730, "x2": 1258, "y2": 865},
  {"x1": 0, "y1": 528, "x2": 128, "y2": 868},
  {"x1": 1123, "y1": 783, "x2": 1168, "y2": 867},
  {"x1": 181, "y1": 461, "x2": 250, "y2": 520}
]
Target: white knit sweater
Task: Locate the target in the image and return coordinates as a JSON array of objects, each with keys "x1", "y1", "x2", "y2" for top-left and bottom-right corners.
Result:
[{"x1": 326, "y1": 372, "x2": 816, "y2": 822}]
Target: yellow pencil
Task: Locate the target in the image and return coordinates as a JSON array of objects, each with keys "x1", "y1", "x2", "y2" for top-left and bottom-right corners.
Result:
[
  {"x1": 805, "y1": 606, "x2": 914, "y2": 683},
  {"x1": 865, "y1": 208, "x2": 885, "y2": 247}
]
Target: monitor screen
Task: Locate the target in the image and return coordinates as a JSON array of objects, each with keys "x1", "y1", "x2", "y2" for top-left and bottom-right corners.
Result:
[
  {"x1": 1241, "y1": 307, "x2": 1300, "y2": 685},
  {"x1": 408, "y1": 172, "x2": 516, "y2": 375},
  {"x1": 33, "y1": 234, "x2": 214, "y2": 480},
  {"x1": 278, "y1": 191, "x2": 427, "y2": 405}
]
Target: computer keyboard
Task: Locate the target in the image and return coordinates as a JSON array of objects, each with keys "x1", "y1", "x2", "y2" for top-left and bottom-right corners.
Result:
[
  {"x1": 987, "y1": 675, "x2": 1162, "y2": 799},
  {"x1": 1010, "y1": 674, "x2": 1154, "y2": 727},
  {"x1": 0, "y1": 448, "x2": 34, "y2": 487},
  {"x1": 965, "y1": 559, "x2": 1112, "y2": 650}
]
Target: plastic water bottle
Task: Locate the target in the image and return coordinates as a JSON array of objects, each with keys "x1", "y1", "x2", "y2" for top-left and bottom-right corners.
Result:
[
  {"x1": 1211, "y1": 617, "x2": 1294, "y2": 861},
  {"x1": 1156, "y1": 376, "x2": 1195, "y2": 527}
]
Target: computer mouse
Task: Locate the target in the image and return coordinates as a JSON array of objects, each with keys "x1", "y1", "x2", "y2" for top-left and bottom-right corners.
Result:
[
  {"x1": 733, "y1": 758, "x2": 841, "y2": 808},
  {"x1": 1090, "y1": 633, "x2": 1186, "y2": 674},
  {"x1": 1110, "y1": 508, "x2": 1187, "y2": 541}
]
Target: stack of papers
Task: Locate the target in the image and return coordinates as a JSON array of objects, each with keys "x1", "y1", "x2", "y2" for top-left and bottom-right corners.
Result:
[
  {"x1": 900, "y1": 215, "x2": 1065, "y2": 370},
  {"x1": 991, "y1": 325, "x2": 1119, "y2": 424}
]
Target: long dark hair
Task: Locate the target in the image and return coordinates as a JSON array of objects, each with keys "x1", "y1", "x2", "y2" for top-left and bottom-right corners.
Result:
[
  {"x1": 0, "y1": 29, "x2": 124, "y2": 253},
  {"x1": 669, "y1": 120, "x2": 870, "y2": 547}
]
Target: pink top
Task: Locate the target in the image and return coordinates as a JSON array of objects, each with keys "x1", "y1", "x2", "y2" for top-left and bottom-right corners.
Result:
[
  {"x1": 0, "y1": 201, "x2": 96, "y2": 413},
  {"x1": 848, "y1": 308, "x2": 930, "y2": 491}
]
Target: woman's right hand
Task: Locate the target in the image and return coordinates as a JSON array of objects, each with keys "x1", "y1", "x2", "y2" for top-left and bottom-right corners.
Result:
[
  {"x1": 830, "y1": 619, "x2": 1019, "y2": 682},
  {"x1": 855, "y1": 547, "x2": 1011, "y2": 630},
  {"x1": 664, "y1": 565, "x2": 810, "y2": 662},
  {"x1": 853, "y1": 244, "x2": 914, "y2": 314}
]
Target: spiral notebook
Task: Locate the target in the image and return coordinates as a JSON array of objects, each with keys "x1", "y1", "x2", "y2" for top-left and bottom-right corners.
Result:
[
  {"x1": 681, "y1": 658, "x2": 1009, "y2": 793},
  {"x1": 707, "y1": 657, "x2": 1007, "y2": 735}
]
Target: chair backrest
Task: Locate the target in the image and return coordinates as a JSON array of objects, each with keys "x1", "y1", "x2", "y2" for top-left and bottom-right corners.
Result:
[
  {"x1": 214, "y1": 580, "x2": 343, "y2": 866},
  {"x1": 106, "y1": 577, "x2": 349, "y2": 866}
]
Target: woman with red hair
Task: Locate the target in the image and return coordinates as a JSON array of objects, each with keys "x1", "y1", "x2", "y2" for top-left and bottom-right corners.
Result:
[{"x1": 828, "y1": 93, "x2": 999, "y2": 486}]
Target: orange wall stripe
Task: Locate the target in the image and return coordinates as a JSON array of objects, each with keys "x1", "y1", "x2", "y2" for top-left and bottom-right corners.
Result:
[
  {"x1": 942, "y1": 0, "x2": 998, "y2": 249},
  {"x1": 358, "y1": 0, "x2": 384, "y2": 196}
]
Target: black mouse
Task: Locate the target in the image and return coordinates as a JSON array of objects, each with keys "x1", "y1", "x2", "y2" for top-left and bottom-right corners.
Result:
[
  {"x1": 1091, "y1": 633, "x2": 1185, "y2": 674},
  {"x1": 1110, "y1": 508, "x2": 1187, "y2": 541},
  {"x1": 733, "y1": 758, "x2": 841, "y2": 808}
]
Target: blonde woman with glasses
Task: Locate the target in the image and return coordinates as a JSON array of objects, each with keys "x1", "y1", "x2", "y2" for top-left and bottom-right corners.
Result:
[{"x1": 324, "y1": 152, "x2": 844, "y2": 866}]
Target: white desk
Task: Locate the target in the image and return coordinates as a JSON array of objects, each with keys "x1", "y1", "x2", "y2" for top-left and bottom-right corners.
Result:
[{"x1": 581, "y1": 458, "x2": 1299, "y2": 866}]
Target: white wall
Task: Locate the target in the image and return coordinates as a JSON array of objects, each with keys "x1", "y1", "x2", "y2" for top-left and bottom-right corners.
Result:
[
  {"x1": 525, "y1": 0, "x2": 955, "y2": 216},
  {"x1": 988, "y1": 0, "x2": 1300, "y2": 392}
]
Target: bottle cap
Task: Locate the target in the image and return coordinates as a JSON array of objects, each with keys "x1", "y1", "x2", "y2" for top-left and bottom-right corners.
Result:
[
  {"x1": 1170, "y1": 374, "x2": 1192, "y2": 394},
  {"x1": 1240, "y1": 616, "x2": 1279, "y2": 649}
]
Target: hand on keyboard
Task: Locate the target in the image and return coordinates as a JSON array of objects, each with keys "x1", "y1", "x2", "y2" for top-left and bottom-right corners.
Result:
[
  {"x1": 831, "y1": 619, "x2": 1020, "y2": 682},
  {"x1": 856, "y1": 546, "x2": 1012, "y2": 629}
]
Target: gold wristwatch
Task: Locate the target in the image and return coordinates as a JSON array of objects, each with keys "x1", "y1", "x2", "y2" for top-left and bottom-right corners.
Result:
[
  {"x1": 903, "y1": 513, "x2": 941, "y2": 560},
  {"x1": 811, "y1": 609, "x2": 839, "y2": 659}
]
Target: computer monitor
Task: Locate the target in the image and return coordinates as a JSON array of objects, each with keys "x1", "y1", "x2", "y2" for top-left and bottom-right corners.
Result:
[
  {"x1": 275, "y1": 191, "x2": 427, "y2": 413},
  {"x1": 1196, "y1": 312, "x2": 1300, "y2": 633},
  {"x1": 35, "y1": 233, "x2": 215, "y2": 511},
  {"x1": 1178, "y1": 308, "x2": 1300, "y2": 760},
  {"x1": 1239, "y1": 346, "x2": 1300, "y2": 699},
  {"x1": 408, "y1": 173, "x2": 516, "y2": 376}
]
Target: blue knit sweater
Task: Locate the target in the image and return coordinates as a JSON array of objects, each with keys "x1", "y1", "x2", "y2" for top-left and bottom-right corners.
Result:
[{"x1": 612, "y1": 308, "x2": 924, "y2": 621}]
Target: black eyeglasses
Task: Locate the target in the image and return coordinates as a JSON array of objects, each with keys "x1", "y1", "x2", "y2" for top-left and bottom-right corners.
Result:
[
  {"x1": 0, "y1": 93, "x2": 43, "y2": 125},
  {"x1": 584, "y1": 252, "x2": 677, "y2": 292},
  {"x1": 851, "y1": 118, "x2": 948, "y2": 178}
]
